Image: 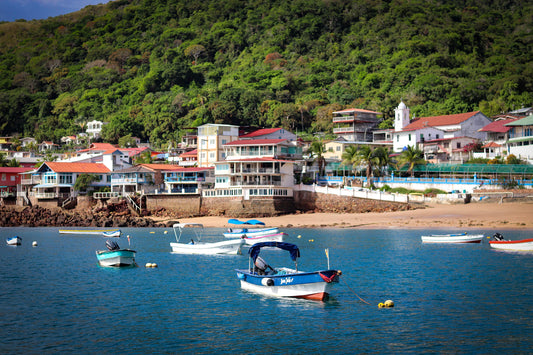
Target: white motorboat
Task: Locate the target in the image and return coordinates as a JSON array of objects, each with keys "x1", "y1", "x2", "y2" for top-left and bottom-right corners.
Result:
[
  {"x1": 421, "y1": 233, "x2": 484, "y2": 243},
  {"x1": 170, "y1": 223, "x2": 244, "y2": 255}
]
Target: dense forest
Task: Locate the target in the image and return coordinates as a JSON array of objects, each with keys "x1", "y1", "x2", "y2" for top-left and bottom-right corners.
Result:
[{"x1": 0, "y1": 0, "x2": 531, "y2": 147}]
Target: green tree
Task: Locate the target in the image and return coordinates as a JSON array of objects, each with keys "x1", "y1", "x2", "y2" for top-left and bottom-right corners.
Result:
[
  {"x1": 307, "y1": 139, "x2": 326, "y2": 178},
  {"x1": 398, "y1": 146, "x2": 426, "y2": 177},
  {"x1": 74, "y1": 174, "x2": 100, "y2": 193}
]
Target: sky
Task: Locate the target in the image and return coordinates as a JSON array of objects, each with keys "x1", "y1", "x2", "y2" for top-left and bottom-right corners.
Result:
[{"x1": 0, "y1": 0, "x2": 112, "y2": 22}]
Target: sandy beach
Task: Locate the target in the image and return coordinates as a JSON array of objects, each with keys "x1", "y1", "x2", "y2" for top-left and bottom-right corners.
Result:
[{"x1": 166, "y1": 201, "x2": 533, "y2": 230}]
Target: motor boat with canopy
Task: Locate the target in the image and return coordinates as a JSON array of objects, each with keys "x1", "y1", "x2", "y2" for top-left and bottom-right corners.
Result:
[{"x1": 235, "y1": 242, "x2": 341, "y2": 301}]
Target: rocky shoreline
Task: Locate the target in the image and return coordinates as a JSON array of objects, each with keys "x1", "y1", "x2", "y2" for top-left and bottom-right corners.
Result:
[
  {"x1": 0, "y1": 205, "x2": 176, "y2": 228},
  {"x1": 0, "y1": 199, "x2": 416, "y2": 228}
]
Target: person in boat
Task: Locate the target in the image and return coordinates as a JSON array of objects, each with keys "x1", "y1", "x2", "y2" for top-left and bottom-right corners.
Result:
[
  {"x1": 254, "y1": 256, "x2": 274, "y2": 275},
  {"x1": 189, "y1": 239, "x2": 195, "y2": 245},
  {"x1": 228, "y1": 228, "x2": 233, "y2": 232}
]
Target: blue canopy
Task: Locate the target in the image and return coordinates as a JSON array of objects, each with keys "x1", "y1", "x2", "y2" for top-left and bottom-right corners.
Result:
[
  {"x1": 249, "y1": 242, "x2": 300, "y2": 262},
  {"x1": 228, "y1": 219, "x2": 266, "y2": 226}
]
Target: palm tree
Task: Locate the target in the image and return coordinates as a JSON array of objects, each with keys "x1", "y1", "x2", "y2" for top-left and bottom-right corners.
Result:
[
  {"x1": 372, "y1": 146, "x2": 392, "y2": 177},
  {"x1": 306, "y1": 139, "x2": 326, "y2": 179},
  {"x1": 342, "y1": 145, "x2": 378, "y2": 187},
  {"x1": 341, "y1": 145, "x2": 359, "y2": 175},
  {"x1": 398, "y1": 146, "x2": 426, "y2": 177}
]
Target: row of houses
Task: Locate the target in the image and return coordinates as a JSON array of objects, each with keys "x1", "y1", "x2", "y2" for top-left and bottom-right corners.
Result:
[{"x1": 2, "y1": 103, "x2": 533, "y2": 208}]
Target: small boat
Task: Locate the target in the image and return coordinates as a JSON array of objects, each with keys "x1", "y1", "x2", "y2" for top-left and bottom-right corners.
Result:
[
  {"x1": 102, "y1": 230, "x2": 122, "y2": 238},
  {"x1": 489, "y1": 233, "x2": 533, "y2": 251},
  {"x1": 6, "y1": 236, "x2": 21, "y2": 246},
  {"x1": 421, "y1": 232, "x2": 484, "y2": 243},
  {"x1": 235, "y1": 242, "x2": 342, "y2": 301},
  {"x1": 60, "y1": 229, "x2": 122, "y2": 237},
  {"x1": 242, "y1": 232, "x2": 287, "y2": 246},
  {"x1": 224, "y1": 218, "x2": 279, "y2": 238},
  {"x1": 96, "y1": 240, "x2": 136, "y2": 267},
  {"x1": 170, "y1": 223, "x2": 244, "y2": 255}
]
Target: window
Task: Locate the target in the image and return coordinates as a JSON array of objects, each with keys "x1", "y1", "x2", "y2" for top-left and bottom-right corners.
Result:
[
  {"x1": 209, "y1": 152, "x2": 215, "y2": 159},
  {"x1": 456, "y1": 142, "x2": 461, "y2": 149},
  {"x1": 396, "y1": 135, "x2": 399, "y2": 142},
  {"x1": 408, "y1": 134, "x2": 411, "y2": 141},
  {"x1": 436, "y1": 134, "x2": 440, "y2": 139},
  {"x1": 1, "y1": 174, "x2": 5, "y2": 181},
  {"x1": 336, "y1": 146, "x2": 341, "y2": 151}
]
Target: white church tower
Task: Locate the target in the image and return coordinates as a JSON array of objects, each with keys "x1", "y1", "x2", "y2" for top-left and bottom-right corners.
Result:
[{"x1": 394, "y1": 101, "x2": 410, "y2": 132}]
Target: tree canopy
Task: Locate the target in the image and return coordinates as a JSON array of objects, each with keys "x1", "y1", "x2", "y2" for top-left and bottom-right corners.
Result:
[{"x1": 0, "y1": 0, "x2": 531, "y2": 147}]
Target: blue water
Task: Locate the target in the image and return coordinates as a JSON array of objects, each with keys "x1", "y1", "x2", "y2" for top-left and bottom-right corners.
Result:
[{"x1": 1, "y1": 227, "x2": 533, "y2": 354}]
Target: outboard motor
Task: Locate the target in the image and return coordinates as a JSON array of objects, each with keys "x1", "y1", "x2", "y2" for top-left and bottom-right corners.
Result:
[
  {"x1": 106, "y1": 240, "x2": 120, "y2": 251},
  {"x1": 493, "y1": 233, "x2": 505, "y2": 241}
]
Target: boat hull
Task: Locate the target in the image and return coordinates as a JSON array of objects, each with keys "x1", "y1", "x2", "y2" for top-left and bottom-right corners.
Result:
[
  {"x1": 490, "y1": 238, "x2": 533, "y2": 251},
  {"x1": 421, "y1": 234, "x2": 484, "y2": 243},
  {"x1": 96, "y1": 249, "x2": 136, "y2": 267},
  {"x1": 6, "y1": 237, "x2": 21, "y2": 246},
  {"x1": 60, "y1": 229, "x2": 121, "y2": 236},
  {"x1": 170, "y1": 239, "x2": 243, "y2": 255},
  {"x1": 236, "y1": 268, "x2": 340, "y2": 301},
  {"x1": 224, "y1": 227, "x2": 279, "y2": 239},
  {"x1": 243, "y1": 232, "x2": 286, "y2": 245}
]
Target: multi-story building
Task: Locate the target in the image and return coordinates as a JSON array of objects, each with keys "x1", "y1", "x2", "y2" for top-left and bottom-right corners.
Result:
[
  {"x1": 205, "y1": 138, "x2": 300, "y2": 199},
  {"x1": 197, "y1": 124, "x2": 239, "y2": 167},
  {"x1": 505, "y1": 114, "x2": 533, "y2": 163},
  {"x1": 332, "y1": 108, "x2": 382, "y2": 142}
]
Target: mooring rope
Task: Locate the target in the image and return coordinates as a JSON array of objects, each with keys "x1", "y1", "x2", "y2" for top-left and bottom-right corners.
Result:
[{"x1": 340, "y1": 277, "x2": 371, "y2": 305}]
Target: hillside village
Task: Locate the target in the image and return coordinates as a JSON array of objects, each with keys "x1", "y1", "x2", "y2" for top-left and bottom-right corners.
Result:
[{"x1": 1, "y1": 102, "x2": 533, "y2": 216}]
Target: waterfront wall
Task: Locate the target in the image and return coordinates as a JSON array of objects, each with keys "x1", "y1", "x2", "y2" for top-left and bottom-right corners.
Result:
[
  {"x1": 145, "y1": 194, "x2": 201, "y2": 215},
  {"x1": 294, "y1": 190, "x2": 411, "y2": 213},
  {"x1": 200, "y1": 196, "x2": 295, "y2": 217}
]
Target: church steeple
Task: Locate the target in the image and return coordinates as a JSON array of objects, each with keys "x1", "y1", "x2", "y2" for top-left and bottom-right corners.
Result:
[{"x1": 394, "y1": 101, "x2": 410, "y2": 131}]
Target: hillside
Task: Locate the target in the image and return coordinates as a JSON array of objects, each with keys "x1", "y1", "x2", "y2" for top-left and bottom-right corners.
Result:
[{"x1": 0, "y1": 0, "x2": 531, "y2": 147}]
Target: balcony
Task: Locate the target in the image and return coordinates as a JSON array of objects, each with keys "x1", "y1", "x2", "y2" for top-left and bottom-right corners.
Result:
[{"x1": 333, "y1": 127, "x2": 355, "y2": 134}]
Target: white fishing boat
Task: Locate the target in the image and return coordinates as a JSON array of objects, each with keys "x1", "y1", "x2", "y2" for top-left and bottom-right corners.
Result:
[
  {"x1": 6, "y1": 236, "x2": 22, "y2": 246},
  {"x1": 490, "y1": 233, "x2": 533, "y2": 251},
  {"x1": 236, "y1": 242, "x2": 342, "y2": 301},
  {"x1": 242, "y1": 232, "x2": 287, "y2": 245},
  {"x1": 223, "y1": 219, "x2": 279, "y2": 238},
  {"x1": 421, "y1": 232, "x2": 484, "y2": 243},
  {"x1": 96, "y1": 240, "x2": 136, "y2": 267},
  {"x1": 59, "y1": 229, "x2": 122, "y2": 237},
  {"x1": 170, "y1": 223, "x2": 244, "y2": 255}
]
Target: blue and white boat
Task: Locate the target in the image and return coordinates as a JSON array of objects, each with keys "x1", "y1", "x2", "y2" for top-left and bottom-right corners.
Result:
[
  {"x1": 96, "y1": 240, "x2": 136, "y2": 267},
  {"x1": 224, "y1": 219, "x2": 279, "y2": 238},
  {"x1": 102, "y1": 230, "x2": 121, "y2": 238},
  {"x1": 235, "y1": 242, "x2": 342, "y2": 301},
  {"x1": 6, "y1": 236, "x2": 21, "y2": 246}
]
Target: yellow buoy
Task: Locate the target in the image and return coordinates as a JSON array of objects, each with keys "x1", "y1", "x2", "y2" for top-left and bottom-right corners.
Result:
[
  {"x1": 378, "y1": 303, "x2": 384, "y2": 308},
  {"x1": 150, "y1": 231, "x2": 155, "y2": 234},
  {"x1": 164, "y1": 231, "x2": 168, "y2": 234},
  {"x1": 308, "y1": 239, "x2": 314, "y2": 242},
  {"x1": 297, "y1": 235, "x2": 301, "y2": 238}
]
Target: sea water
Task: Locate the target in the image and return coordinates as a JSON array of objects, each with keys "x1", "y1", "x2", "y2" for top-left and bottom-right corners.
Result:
[{"x1": 1, "y1": 227, "x2": 532, "y2": 354}]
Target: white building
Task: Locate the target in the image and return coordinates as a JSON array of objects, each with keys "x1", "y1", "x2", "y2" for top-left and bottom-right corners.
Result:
[
  {"x1": 392, "y1": 101, "x2": 491, "y2": 153},
  {"x1": 86, "y1": 120, "x2": 105, "y2": 138}
]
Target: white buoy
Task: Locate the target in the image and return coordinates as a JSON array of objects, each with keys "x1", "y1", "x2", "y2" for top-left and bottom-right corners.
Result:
[
  {"x1": 32, "y1": 241, "x2": 38, "y2": 246},
  {"x1": 145, "y1": 263, "x2": 152, "y2": 268},
  {"x1": 164, "y1": 231, "x2": 168, "y2": 234}
]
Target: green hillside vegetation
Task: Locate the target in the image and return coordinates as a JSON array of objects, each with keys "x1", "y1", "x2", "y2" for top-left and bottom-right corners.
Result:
[{"x1": 0, "y1": 0, "x2": 531, "y2": 148}]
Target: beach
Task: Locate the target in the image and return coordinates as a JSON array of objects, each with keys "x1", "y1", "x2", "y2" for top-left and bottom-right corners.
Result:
[{"x1": 169, "y1": 201, "x2": 533, "y2": 230}]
